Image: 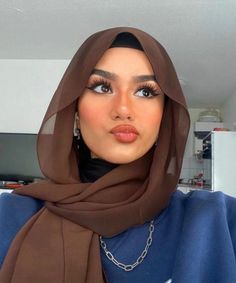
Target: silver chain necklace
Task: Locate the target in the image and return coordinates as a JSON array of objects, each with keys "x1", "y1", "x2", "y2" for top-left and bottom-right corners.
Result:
[{"x1": 99, "y1": 219, "x2": 155, "y2": 272}]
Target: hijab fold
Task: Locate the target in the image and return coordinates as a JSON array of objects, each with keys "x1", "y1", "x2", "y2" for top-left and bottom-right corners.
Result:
[{"x1": 0, "y1": 27, "x2": 190, "y2": 283}]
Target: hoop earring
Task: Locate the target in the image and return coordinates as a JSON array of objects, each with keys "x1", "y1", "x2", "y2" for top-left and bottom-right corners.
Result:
[
  {"x1": 75, "y1": 127, "x2": 81, "y2": 140},
  {"x1": 74, "y1": 112, "x2": 81, "y2": 140},
  {"x1": 75, "y1": 112, "x2": 79, "y2": 120}
]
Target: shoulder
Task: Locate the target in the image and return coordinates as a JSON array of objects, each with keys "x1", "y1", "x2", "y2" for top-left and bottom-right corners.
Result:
[
  {"x1": 0, "y1": 192, "x2": 43, "y2": 225},
  {"x1": 170, "y1": 189, "x2": 236, "y2": 237},
  {"x1": 171, "y1": 189, "x2": 236, "y2": 217},
  {"x1": 168, "y1": 190, "x2": 236, "y2": 281},
  {"x1": 0, "y1": 193, "x2": 43, "y2": 266},
  {"x1": 172, "y1": 189, "x2": 236, "y2": 213},
  {"x1": 0, "y1": 191, "x2": 43, "y2": 211}
]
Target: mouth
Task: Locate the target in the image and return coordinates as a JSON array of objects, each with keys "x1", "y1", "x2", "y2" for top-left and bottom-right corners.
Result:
[{"x1": 110, "y1": 124, "x2": 139, "y2": 143}]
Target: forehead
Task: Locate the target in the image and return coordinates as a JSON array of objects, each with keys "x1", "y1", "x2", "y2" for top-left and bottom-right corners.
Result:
[{"x1": 94, "y1": 47, "x2": 154, "y2": 75}]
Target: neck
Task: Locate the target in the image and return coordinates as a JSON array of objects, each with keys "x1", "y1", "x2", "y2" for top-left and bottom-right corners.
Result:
[{"x1": 79, "y1": 157, "x2": 118, "y2": 183}]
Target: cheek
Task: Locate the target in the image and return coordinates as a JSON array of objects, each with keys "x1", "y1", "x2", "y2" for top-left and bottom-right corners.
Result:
[
  {"x1": 139, "y1": 103, "x2": 164, "y2": 134},
  {"x1": 79, "y1": 108, "x2": 97, "y2": 127},
  {"x1": 78, "y1": 97, "x2": 99, "y2": 128},
  {"x1": 145, "y1": 115, "x2": 163, "y2": 139}
]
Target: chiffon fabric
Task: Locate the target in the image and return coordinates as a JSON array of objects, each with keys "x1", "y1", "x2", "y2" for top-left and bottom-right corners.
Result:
[{"x1": 0, "y1": 27, "x2": 190, "y2": 283}]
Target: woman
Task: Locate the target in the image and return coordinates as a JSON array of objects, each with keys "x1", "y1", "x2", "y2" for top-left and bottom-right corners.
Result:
[{"x1": 0, "y1": 27, "x2": 236, "y2": 283}]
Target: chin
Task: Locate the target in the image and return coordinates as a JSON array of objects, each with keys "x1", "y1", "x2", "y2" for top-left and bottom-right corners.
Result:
[
  {"x1": 90, "y1": 143, "x2": 151, "y2": 164},
  {"x1": 100, "y1": 150, "x2": 145, "y2": 164}
]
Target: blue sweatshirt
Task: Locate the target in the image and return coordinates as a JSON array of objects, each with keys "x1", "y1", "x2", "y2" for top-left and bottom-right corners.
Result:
[{"x1": 0, "y1": 190, "x2": 236, "y2": 283}]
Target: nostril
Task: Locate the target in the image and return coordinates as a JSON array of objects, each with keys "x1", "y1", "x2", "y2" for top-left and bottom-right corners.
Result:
[
  {"x1": 112, "y1": 113, "x2": 134, "y2": 121},
  {"x1": 110, "y1": 96, "x2": 135, "y2": 121},
  {"x1": 111, "y1": 108, "x2": 134, "y2": 121}
]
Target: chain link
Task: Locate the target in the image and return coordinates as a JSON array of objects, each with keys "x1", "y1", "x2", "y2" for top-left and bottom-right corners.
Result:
[{"x1": 99, "y1": 219, "x2": 155, "y2": 272}]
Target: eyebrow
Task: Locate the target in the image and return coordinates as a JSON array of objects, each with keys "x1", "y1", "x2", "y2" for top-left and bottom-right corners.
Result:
[
  {"x1": 134, "y1": 75, "x2": 156, "y2": 83},
  {"x1": 91, "y1": 68, "x2": 157, "y2": 83},
  {"x1": 91, "y1": 69, "x2": 117, "y2": 80}
]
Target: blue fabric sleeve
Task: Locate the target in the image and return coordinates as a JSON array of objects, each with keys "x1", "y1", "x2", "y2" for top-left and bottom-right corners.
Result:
[
  {"x1": 224, "y1": 192, "x2": 236, "y2": 255},
  {"x1": 0, "y1": 193, "x2": 43, "y2": 266}
]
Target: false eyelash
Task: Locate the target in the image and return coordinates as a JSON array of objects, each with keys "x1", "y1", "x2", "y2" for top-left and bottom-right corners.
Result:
[
  {"x1": 87, "y1": 78, "x2": 112, "y2": 91},
  {"x1": 87, "y1": 78, "x2": 161, "y2": 97},
  {"x1": 136, "y1": 82, "x2": 162, "y2": 97}
]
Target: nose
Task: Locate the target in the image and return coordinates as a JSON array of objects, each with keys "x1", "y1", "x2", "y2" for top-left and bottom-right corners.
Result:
[{"x1": 110, "y1": 91, "x2": 134, "y2": 121}]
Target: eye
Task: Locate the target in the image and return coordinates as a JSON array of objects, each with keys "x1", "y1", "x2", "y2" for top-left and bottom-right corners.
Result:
[
  {"x1": 136, "y1": 88, "x2": 153, "y2": 98},
  {"x1": 93, "y1": 84, "x2": 111, "y2": 93},
  {"x1": 87, "y1": 79, "x2": 112, "y2": 94},
  {"x1": 135, "y1": 84, "x2": 161, "y2": 98}
]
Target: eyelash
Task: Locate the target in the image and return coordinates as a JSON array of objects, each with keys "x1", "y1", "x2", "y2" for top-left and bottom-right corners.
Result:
[
  {"x1": 137, "y1": 82, "x2": 161, "y2": 97},
  {"x1": 87, "y1": 78, "x2": 111, "y2": 92},
  {"x1": 86, "y1": 78, "x2": 161, "y2": 98}
]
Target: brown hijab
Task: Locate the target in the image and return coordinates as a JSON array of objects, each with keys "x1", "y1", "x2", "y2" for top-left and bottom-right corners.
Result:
[{"x1": 0, "y1": 27, "x2": 190, "y2": 283}]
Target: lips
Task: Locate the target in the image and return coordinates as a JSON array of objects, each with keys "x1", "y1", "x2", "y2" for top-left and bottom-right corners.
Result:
[{"x1": 110, "y1": 125, "x2": 139, "y2": 143}]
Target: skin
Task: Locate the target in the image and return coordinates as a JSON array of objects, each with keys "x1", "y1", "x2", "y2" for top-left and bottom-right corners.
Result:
[{"x1": 77, "y1": 47, "x2": 165, "y2": 164}]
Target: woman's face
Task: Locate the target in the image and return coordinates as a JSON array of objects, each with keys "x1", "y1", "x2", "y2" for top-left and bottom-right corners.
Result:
[{"x1": 77, "y1": 47, "x2": 165, "y2": 164}]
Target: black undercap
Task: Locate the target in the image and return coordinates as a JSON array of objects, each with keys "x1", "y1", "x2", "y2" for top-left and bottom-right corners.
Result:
[{"x1": 79, "y1": 157, "x2": 118, "y2": 183}]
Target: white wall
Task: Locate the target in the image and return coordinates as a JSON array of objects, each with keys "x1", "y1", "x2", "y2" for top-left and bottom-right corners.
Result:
[
  {"x1": 221, "y1": 91, "x2": 236, "y2": 130},
  {"x1": 0, "y1": 59, "x2": 69, "y2": 133}
]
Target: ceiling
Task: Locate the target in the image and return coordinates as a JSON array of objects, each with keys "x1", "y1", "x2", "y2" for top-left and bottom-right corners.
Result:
[{"x1": 1, "y1": 0, "x2": 236, "y2": 108}]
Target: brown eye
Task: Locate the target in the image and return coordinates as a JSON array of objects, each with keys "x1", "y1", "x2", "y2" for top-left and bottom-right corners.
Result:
[
  {"x1": 140, "y1": 88, "x2": 152, "y2": 97},
  {"x1": 95, "y1": 84, "x2": 111, "y2": 93},
  {"x1": 87, "y1": 80, "x2": 112, "y2": 94},
  {"x1": 135, "y1": 86, "x2": 160, "y2": 98}
]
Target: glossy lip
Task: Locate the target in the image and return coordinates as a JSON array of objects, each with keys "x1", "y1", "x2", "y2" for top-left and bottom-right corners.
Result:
[{"x1": 110, "y1": 124, "x2": 139, "y2": 143}]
